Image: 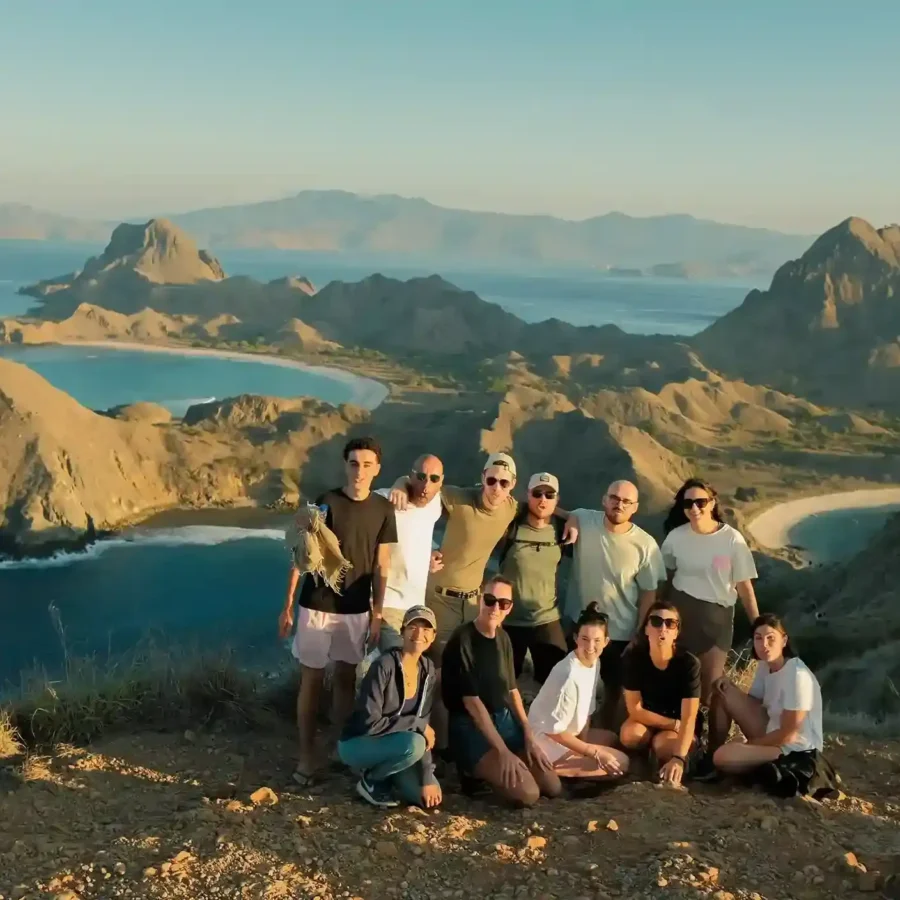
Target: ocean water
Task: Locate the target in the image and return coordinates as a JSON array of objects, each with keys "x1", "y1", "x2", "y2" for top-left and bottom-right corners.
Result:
[
  {"x1": 0, "y1": 528, "x2": 290, "y2": 686},
  {"x1": 0, "y1": 240, "x2": 757, "y2": 334}
]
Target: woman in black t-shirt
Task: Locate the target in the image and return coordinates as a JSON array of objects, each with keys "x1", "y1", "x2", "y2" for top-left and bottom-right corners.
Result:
[{"x1": 619, "y1": 601, "x2": 701, "y2": 787}]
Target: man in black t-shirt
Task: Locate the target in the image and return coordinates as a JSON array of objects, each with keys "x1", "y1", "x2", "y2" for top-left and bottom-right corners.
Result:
[
  {"x1": 278, "y1": 436, "x2": 398, "y2": 783},
  {"x1": 442, "y1": 575, "x2": 561, "y2": 807}
]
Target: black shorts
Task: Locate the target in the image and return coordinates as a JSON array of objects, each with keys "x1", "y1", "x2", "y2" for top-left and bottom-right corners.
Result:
[
  {"x1": 599, "y1": 640, "x2": 630, "y2": 689},
  {"x1": 504, "y1": 621, "x2": 568, "y2": 684},
  {"x1": 669, "y1": 588, "x2": 734, "y2": 655}
]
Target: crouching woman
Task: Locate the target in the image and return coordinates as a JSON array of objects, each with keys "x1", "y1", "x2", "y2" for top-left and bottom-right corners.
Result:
[
  {"x1": 619, "y1": 601, "x2": 701, "y2": 787},
  {"x1": 338, "y1": 606, "x2": 442, "y2": 809},
  {"x1": 528, "y1": 602, "x2": 630, "y2": 780},
  {"x1": 709, "y1": 614, "x2": 839, "y2": 798}
]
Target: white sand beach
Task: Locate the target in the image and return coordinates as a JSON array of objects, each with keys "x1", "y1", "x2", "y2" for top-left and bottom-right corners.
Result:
[
  {"x1": 748, "y1": 488, "x2": 900, "y2": 550},
  {"x1": 60, "y1": 340, "x2": 389, "y2": 408}
]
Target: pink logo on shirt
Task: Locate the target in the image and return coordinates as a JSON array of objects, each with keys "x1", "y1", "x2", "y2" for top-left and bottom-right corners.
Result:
[{"x1": 712, "y1": 555, "x2": 731, "y2": 571}]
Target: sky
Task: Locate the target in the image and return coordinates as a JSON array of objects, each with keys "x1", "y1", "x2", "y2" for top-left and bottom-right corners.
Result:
[{"x1": 1, "y1": 0, "x2": 898, "y2": 233}]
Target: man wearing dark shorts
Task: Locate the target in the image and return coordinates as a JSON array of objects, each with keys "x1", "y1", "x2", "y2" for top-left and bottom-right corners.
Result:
[
  {"x1": 441, "y1": 575, "x2": 561, "y2": 807},
  {"x1": 563, "y1": 480, "x2": 666, "y2": 728},
  {"x1": 279, "y1": 436, "x2": 398, "y2": 783}
]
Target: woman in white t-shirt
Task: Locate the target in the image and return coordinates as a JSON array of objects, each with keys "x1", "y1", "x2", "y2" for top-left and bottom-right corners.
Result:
[
  {"x1": 661, "y1": 479, "x2": 760, "y2": 704},
  {"x1": 527, "y1": 603, "x2": 630, "y2": 779},
  {"x1": 710, "y1": 614, "x2": 824, "y2": 776}
]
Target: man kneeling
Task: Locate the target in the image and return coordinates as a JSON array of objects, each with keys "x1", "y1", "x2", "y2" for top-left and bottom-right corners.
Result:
[{"x1": 442, "y1": 575, "x2": 561, "y2": 806}]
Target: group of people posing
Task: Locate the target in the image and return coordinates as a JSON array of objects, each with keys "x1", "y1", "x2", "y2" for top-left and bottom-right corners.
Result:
[{"x1": 278, "y1": 438, "x2": 832, "y2": 809}]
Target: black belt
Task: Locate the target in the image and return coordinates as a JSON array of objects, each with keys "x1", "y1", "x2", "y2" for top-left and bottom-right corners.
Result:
[{"x1": 435, "y1": 586, "x2": 479, "y2": 600}]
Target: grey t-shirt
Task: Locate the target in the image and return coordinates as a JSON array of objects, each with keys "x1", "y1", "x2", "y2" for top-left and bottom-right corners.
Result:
[{"x1": 563, "y1": 509, "x2": 666, "y2": 641}]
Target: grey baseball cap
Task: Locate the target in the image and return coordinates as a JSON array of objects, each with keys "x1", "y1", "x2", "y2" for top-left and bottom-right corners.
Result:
[{"x1": 402, "y1": 606, "x2": 437, "y2": 629}]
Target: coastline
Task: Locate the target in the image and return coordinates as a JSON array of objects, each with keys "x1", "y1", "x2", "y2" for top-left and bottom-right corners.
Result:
[
  {"x1": 55, "y1": 339, "x2": 390, "y2": 409},
  {"x1": 747, "y1": 488, "x2": 900, "y2": 551}
]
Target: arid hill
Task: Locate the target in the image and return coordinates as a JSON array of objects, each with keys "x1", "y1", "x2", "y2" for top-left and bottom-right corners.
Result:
[
  {"x1": 19, "y1": 220, "x2": 320, "y2": 326},
  {"x1": 694, "y1": 217, "x2": 900, "y2": 410},
  {"x1": 0, "y1": 358, "x2": 367, "y2": 554},
  {"x1": 783, "y1": 511, "x2": 900, "y2": 723}
]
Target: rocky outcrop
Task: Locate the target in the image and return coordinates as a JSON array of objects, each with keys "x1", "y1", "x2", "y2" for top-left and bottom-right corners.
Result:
[
  {"x1": 693, "y1": 217, "x2": 900, "y2": 408},
  {"x1": 18, "y1": 221, "x2": 319, "y2": 327}
]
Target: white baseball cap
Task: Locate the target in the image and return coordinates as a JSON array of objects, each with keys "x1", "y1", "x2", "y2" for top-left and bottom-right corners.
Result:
[
  {"x1": 528, "y1": 472, "x2": 559, "y2": 493},
  {"x1": 483, "y1": 452, "x2": 517, "y2": 479}
]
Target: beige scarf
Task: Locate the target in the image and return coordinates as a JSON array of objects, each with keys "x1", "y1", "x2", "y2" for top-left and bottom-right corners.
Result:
[{"x1": 285, "y1": 504, "x2": 352, "y2": 594}]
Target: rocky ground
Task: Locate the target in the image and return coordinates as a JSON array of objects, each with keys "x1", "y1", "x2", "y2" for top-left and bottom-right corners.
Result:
[{"x1": 1, "y1": 726, "x2": 898, "y2": 900}]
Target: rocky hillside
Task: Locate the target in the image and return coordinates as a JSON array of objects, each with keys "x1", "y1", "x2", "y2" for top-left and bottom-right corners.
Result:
[
  {"x1": 694, "y1": 217, "x2": 900, "y2": 410},
  {"x1": 0, "y1": 358, "x2": 367, "y2": 554},
  {"x1": 784, "y1": 511, "x2": 900, "y2": 723}
]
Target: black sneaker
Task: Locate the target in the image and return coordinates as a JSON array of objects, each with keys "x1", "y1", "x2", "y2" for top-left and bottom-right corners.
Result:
[
  {"x1": 691, "y1": 753, "x2": 721, "y2": 783},
  {"x1": 459, "y1": 773, "x2": 491, "y2": 797},
  {"x1": 355, "y1": 776, "x2": 399, "y2": 808}
]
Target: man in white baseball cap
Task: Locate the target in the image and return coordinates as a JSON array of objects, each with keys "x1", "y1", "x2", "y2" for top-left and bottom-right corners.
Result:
[{"x1": 495, "y1": 472, "x2": 571, "y2": 683}]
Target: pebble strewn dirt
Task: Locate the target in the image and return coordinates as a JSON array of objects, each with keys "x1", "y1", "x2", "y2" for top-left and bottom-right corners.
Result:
[{"x1": 1, "y1": 729, "x2": 898, "y2": 900}]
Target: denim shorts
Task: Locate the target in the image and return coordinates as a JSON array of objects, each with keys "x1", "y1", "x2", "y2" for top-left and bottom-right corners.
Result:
[{"x1": 449, "y1": 708, "x2": 525, "y2": 774}]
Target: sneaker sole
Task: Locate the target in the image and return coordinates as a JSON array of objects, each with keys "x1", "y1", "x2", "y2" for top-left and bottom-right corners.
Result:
[{"x1": 355, "y1": 779, "x2": 399, "y2": 808}]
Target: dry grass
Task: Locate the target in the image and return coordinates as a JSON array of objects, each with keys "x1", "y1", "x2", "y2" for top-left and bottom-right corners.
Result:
[
  {"x1": 0, "y1": 707, "x2": 23, "y2": 759},
  {"x1": 3, "y1": 645, "x2": 291, "y2": 750}
]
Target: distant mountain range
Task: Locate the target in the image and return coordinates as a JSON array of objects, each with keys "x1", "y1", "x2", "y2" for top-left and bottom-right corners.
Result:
[{"x1": 0, "y1": 190, "x2": 814, "y2": 277}]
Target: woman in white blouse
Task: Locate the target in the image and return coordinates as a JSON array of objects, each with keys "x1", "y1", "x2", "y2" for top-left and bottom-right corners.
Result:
[
  {"x1": 527, "y1": 603, "x2": 630, "y2": 779},
  {"x1": 661, "y1": 479, "x2": 760, "y2": 706}
]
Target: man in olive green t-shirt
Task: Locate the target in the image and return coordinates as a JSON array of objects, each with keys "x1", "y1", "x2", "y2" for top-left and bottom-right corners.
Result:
[{"x1": 497, "y1": 472, "x2": 571, "y2": 684}]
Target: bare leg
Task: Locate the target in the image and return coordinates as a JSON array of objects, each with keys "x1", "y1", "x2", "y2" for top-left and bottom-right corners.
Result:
[
  {"x1": 583, "y1": 727, "x2": 619, "y2": 746},
  {"x1": 521, "y1": 755, "x2": 563, "y2": 798},
  {"x1": 297, "y1": 665, "x2": 326, "y2": 774},
  {"x1": 473, "y1": 748, "x2": 541, "y2": 807},
  {"x1": 714, "y1": 742, "x2": 781, "y2": 773},
  {"x1": 698, "y1": 647, "x2": 728, "y2": 707},
  {"x1": 619, "y1": 718, "x2": 653, "y2": 751},
  {"x1": 651, "y1": 730, "x2": 697, "y2": 763},
  {"x1": 709, "y1": 678, "x2": 768, "y2": 752}
]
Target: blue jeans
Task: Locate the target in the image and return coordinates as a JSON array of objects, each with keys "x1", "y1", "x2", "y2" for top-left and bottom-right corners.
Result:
[
  {"x1": 449, "y1": 708, "x2": 525, "y2": 774},
  {"x1": 338, "y1": 732, "x2": 428, "y2": 805}
]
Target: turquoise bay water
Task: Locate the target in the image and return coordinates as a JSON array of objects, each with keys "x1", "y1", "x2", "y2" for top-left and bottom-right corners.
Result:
[
  {"x1": 785, "y1": 505, "x2": 900, "y2": 563},
  {"x1": 0, "y1": 344, "x2": 387, "y2": 415},
  {"x1": 0, "y1": 529, "x2": 290, "y2": 685}
]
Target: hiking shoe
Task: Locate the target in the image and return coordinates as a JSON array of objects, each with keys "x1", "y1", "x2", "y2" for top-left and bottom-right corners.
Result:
[{"x1": 355, "y1": 776, "x2": 399, "y2": 808}]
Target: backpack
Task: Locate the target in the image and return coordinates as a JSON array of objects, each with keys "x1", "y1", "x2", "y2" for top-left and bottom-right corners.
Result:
[{"x1": 496, "y1": 509, "x2": 568, "y2": 567}]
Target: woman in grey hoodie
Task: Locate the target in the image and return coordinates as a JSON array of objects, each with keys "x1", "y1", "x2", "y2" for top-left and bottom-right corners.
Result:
[{"x1": 339, "y1": 606, "x2": 442, "y2": 808}]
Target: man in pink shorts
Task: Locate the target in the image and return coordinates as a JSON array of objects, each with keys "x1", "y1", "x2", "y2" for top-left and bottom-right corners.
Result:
[{"x1": 279, "y1": 436, "x2": 398, "y2": 784}]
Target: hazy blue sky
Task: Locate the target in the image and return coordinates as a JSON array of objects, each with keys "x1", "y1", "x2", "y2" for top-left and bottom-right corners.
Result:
[{"x1": 1, "y1": 0, "x2": 897, "y2": 232}]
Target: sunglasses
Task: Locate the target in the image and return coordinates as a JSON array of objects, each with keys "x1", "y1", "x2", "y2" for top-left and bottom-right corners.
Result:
[
  {"x1": 531, "y1": 489, "x2": 557, "y2": 500},
  {"x1": 485, "y1": 476, "x2": 512, "y2": 489},
  {"x1": 483, "y1": 593, "x2": 513, "y2": 611},
  {"x1": 648, "y1": 614, "x2": 679, "y2": 630},
  {"x1": 682, "y1": 497, "x2": 711, "y2": 510},
  {"x1": 413, "y1": 472, "x2": 442, "y2": 484}
]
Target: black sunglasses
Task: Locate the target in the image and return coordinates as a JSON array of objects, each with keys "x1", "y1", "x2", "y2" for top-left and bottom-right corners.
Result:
[
  {"x1": 413, "y1": 472, "x2": 442, "y2": 484},
  {"x1": 485, "y1": 476, "x2": 512, "y2": 489},
  {"x1": 682, "y1": 497, "x2": 711, "y2": 510},
  {"x1": 531, "y1": 489, "x2": 557, "y2": 500},
  {"x1": 648, "y1": 614, "x2": 679, "y2": 630},
  {"x1": 483, "y1": 592, "x2": 513, "y2": 611}
]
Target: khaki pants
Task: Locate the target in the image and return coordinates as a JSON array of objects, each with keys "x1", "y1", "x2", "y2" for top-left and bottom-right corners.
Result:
[{"x1": 425, "y1": 586, "x2": 479, "y2": 661}]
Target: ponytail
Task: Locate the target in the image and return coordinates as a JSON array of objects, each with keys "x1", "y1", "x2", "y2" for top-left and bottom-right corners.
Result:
[{"x1": 575, "y1": 601, "x2": 609, "y2": 637}]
